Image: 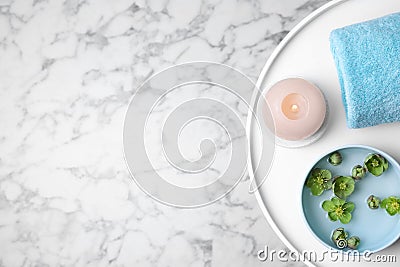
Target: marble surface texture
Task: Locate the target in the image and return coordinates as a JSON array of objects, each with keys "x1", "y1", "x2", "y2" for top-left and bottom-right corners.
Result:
[{"x1": 0, "y1": 0, "x2": 329, "y2": 266}]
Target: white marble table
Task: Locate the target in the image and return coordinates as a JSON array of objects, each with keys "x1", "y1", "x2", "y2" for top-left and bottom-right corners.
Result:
[{"x1": 0, "y1": 0, "x2": 328, "y2": 266}]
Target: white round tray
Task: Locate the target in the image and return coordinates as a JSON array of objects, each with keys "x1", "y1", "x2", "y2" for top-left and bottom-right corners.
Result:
[{"x1": 249, "y1": 0, "x2": 400, "y2": 266}]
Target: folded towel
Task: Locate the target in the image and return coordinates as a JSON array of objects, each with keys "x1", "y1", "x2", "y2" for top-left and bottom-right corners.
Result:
[{"x1": 330, "y1": 13, "x2": 400, "y2": 129}]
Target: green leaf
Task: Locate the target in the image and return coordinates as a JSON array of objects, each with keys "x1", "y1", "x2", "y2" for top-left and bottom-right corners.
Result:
[
  {"x1": 339, "y1": 212, "x2": 352, "y2": 224},
  {"x1": 306, "y1": 176, "x2": 314, "y2": 188},
  {"x1": 334, "y1": 191, "x2": 345, "y2": 199},
  {"x1": 331, "y1": 228, "x2": 345, "y2": 242},
  {"x1": 387, "y1": 206, "x2": 398, "y2": 216},
  {"x1": 322, "y1": 200, "x2": 335, "y2": 212},
  {"x1": 343, "y1": 202, "x2": 355, "y2": 213},
  {"x1": 383, "y1": 160, "x2": 389, "y2": 171},
  {"x1": 377, "y1": 154, "x2": 389, "y2": 171},
  {"x1": 328, "y1": 211, "x2": 338, "y2": 221},
  {"x1": 324, "y1": 179, "x2": 333, "y2": 190},
  {"x1": 370, "y1": 165, "x2": 384, "y2": 176},
  {"x1": 310, "y1": 183, "x2": 323, "y2": 196},
  {"x1": 347, "y1": 236, "x2": 360, "y2": 249},
  {"x1": 343, "y1": 231, "x2": 349, "y2": 239},
  {"x1": 311, "y1": 168, "x2": 321, "y2": 176},
  {"x1": 380, "y1": 198, "x2": 389, "y2": 208},
  {"x1": 343, "y1": 183, "x2": 355, "y2": 195},
  {"x1": 332, "y1": 197, "x2": 344, "y2": 206},
  {"x1": 321, "y1": 169, "x2": 332, "y2": 179},
  {"x1": 364, "y1": 154, "x2": 374, "y2": 162}
]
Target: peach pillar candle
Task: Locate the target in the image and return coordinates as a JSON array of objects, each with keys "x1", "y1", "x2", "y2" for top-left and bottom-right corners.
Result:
[{"x1": 265, "y1": 78, "x2": 326, "y2": 141}]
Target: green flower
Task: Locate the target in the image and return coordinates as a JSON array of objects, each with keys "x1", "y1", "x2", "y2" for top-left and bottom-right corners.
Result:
[
  {"x1": 364, "y1": 154, "x2": 389, "y2": 176},
  {"x1": 322, "y1": 197, "x2": 354, "y2": 224},
  {"x1": 306, "y1": 168, "x2": 332, "y2": 196},
  {"x1": 380, "y1": 196, "x2": 400, "y2": 216},
  {"x1": 347, "y1": 236, "x2": 360, "y2": 250},
  {"x1": 367, "y1": 195, "x2": 380, "y2": 209},
  {"x1": 331, "y1": 227, "x2": 347, "y2": 242},
  {"x1": 331, "y1": 228, "x2": 360, "y2": 250},
  {"x1": 333, "y1": 176, "x2": 355, "y2": 199},
  {"x1": 352, "y1": 165, "x2": 366, "y2": 180},
  {"x1": 331, "y1": 228, "x2": 348, "y2": 249},
  {"x1": 329, "y1": 151, "x2": 342, "y2": 166}
]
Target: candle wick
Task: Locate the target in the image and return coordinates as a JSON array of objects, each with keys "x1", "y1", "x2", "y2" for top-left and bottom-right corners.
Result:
[{"x1": 291, "y1": 104, "x2": 299, "y2": 113}]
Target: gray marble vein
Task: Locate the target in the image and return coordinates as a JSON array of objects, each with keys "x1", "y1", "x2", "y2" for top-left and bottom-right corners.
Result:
[{"x1": 0, "y1": 0, "x2": 329, "y2": 266}]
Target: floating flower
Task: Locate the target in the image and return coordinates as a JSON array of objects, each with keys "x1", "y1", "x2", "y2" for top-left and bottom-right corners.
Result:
[
  {"x1": 322, "y1": 197, "x2": 354, "y2": 224},
  {"x1": 367, "y1": 195, "x2": 380, "y2": 209},
  {"x1": 331, "y1": 228, "x2": 347, "y2": 242},
  {"x1": 352, "y1": 165, "x2": 366, "y2": 180},
  {"x1": 333, "y1": 176, "x2": 355, "y2": 199},
  {"x1": 380, "y1": 196, "x2": 400, "y2": 216},
  {"x1": 329, "y1": 151, "x2": 342, "y2": 166},
  {"x1": 306, "y1": 168, "x2": 332, "y2": 196},
  {"x1": 331, "y1": 228, "x2": 348, "y2": 248},
  {"x1": 331, "y1": 228, "x2": 360, "y2": 250},
  {"x1": 364, "y1": 154, "x2": 389, "y2": 176},
  {"x1": 347, "y1": 236, "x2": 360, "y2": 250}
]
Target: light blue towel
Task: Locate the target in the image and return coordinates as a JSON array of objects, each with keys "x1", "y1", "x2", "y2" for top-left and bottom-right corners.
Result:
[{"x1": 330, "y1": 13, "x2": 400, "y2": 129}]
